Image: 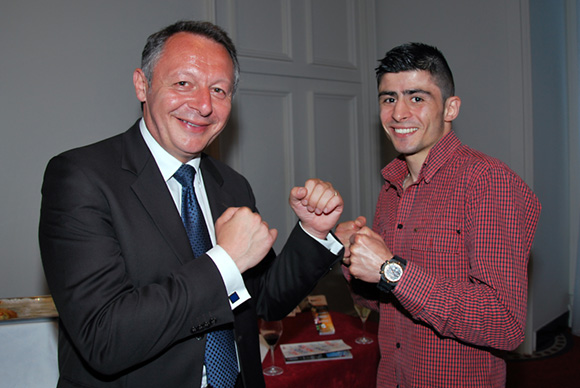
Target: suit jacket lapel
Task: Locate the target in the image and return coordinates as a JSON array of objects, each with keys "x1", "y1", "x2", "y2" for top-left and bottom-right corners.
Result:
[{"x1": 121, "y1": 122, "x2": 194, "y2": 264}]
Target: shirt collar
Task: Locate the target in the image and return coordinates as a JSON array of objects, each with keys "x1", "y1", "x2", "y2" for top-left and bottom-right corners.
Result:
[
  {"x1": 139, "y1": 118, "x2": 201, "y2": 182},
  {"x1": 421, "y1": 131, "x2": 462, "y2": 183},
  {"x1": 382, "y1": 131, "x2": 462, "y2": 187},
  {"x1": 381, "y1": 156, "x2": 408, "y2": 190}
]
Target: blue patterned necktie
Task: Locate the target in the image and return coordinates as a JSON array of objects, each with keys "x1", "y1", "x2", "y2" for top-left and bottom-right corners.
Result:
[{"x1": 173, "y1": 164, "x2": 239, "y2": 388}]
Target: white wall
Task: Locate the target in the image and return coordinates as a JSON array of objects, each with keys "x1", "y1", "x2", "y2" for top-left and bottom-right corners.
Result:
[
  {"x1": 571, "y1": 0, "x2": 580, "y2": 335},
  {"x1": 0, "y1": 1, "x2": 211, "y2": 297},
  {"x1": 529, "y1": 0, "x2": 573, "y2": 332}
]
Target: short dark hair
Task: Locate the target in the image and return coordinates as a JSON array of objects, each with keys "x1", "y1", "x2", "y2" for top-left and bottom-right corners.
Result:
[
  {"x1": 376, "y1": 43, "x2": 455, "y2": 101},
  {"x1": 141, "y1": 20, "x2": 240, "y2": 95}
]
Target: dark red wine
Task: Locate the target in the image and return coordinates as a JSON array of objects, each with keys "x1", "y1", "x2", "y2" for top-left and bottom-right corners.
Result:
[{"x1": 263, "y1": 333, "x2": 280, "y2": 346}]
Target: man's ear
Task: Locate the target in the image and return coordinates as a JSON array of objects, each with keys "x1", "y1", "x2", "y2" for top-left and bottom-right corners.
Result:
[
  {"x1": 444, "y1": 96, "x2": 461, "y2": 122},
  {"x1": 133, "y1": 68, "x2": 148, "y2": 103}
]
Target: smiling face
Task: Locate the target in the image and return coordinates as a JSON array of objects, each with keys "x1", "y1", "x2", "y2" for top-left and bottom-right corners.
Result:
[
  {"x1": 378, "y1": 70, "x2": 460, "y2": 170},
  {"x1": 133, "y1": 32, "x2": 235, "y2": 163}
]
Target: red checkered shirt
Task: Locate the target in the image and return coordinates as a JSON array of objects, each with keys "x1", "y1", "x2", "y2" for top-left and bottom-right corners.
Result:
[{"x1": 349, "y1": 131, "x2": 541, "y2": 387}]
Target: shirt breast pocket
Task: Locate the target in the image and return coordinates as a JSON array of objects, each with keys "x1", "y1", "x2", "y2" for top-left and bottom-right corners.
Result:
[{"x1": 410, "y1": 227, "x2": 464, "y2": 277}]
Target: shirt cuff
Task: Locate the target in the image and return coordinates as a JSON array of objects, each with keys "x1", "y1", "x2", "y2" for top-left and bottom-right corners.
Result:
[
  {"x1": 206, "y1": 245, "x2": 251, "y2": 309},
  {"x1": 298, "y1": 222, "x2": 343, "y2": 255}
]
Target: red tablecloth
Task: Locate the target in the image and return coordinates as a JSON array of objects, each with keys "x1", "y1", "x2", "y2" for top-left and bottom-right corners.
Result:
[{"x1": 263, "y1": 311, "x2": 379, "y2": 387}]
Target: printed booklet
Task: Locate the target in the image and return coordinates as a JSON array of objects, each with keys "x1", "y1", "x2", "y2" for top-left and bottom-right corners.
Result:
[{"x1": 280, "y1": 339, "x2": 352, "y2": 363}]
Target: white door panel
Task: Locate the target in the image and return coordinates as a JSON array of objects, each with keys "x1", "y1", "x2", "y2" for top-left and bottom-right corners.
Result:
[{"x1": 213, "y1": 0, "x2": 377, "y2": 252}]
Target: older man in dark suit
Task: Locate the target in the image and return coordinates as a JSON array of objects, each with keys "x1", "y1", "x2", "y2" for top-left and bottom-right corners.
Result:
[{"x1": 39, "y1": 20, "x2": 344, "y2": 388}]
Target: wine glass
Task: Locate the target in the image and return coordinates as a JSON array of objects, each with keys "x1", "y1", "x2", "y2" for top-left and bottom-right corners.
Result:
[
  {"x1": 259, "y1": 319, "x2": 284, "y2": 376},
  {"x1": 354, "y1": 303, "x2": 373, "y2": 344}
]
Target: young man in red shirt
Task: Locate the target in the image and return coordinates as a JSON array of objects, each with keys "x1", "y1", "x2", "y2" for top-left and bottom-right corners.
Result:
[{"x1": 338, "y1": 43, "x2": 541, "y2": 387}]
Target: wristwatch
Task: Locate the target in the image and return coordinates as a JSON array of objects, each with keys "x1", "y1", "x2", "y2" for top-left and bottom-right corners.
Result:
[{"x1": 377, "y1": 255, "x2": 407, "y2": 293}]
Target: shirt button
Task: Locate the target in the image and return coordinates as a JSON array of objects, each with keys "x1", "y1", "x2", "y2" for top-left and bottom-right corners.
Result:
[
  {"x1": 397, "y1": 224, "x2": 403, "y2": 229},
  {"x1": 396, "y1": 343, "x2": 401, "y2": 348}
]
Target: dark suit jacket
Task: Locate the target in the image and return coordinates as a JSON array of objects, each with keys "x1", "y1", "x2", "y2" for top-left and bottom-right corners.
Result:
[{"x1": 39, "y1": 121, "x2": 341, "y2": 387}]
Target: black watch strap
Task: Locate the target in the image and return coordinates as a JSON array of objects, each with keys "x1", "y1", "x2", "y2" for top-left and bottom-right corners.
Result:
[{"x1": 377, "y1": 255, "x2": 407, "y2": 293}]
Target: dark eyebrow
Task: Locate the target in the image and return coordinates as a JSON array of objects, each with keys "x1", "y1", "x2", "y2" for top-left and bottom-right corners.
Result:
[
  {"x1": 378, "y1": 89, "x2": 432, "y2": 99},
  {"x1": 404, "y1": 89, "x2": 432, "y2": 96},
  {"x1": 378, "y1": 91, "x2": 397, "y2": 98}
]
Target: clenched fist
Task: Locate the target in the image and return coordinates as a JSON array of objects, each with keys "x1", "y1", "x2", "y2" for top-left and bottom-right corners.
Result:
[
  {"x1": 215, "y1": 207, "x2": 278, "y2": 273},
  {"x1": 289, "y1": 179, "x2": 344, "y2": 239}
]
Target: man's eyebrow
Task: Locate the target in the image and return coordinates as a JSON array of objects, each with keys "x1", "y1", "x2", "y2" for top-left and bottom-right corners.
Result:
[
  {"x1": 378, "y1": 89, "x2": 433, "y2": 98},
  {"x1": 378, "y1": 90, "x2": 397, "y2": 98},
  {"x1": 404, "y1": 89, "x2": 432, "y2": 96}
]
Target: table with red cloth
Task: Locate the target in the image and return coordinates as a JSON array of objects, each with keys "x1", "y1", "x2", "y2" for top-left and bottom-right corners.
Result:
[{"x1": 263, "y1": 311, "x2": 379, "y2": 387}]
